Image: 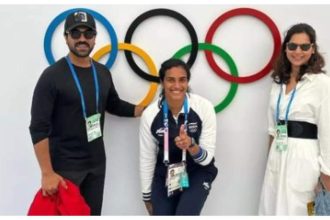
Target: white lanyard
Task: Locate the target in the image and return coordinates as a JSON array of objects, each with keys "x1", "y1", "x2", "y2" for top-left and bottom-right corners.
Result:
[{"x1": 162, "y1": 96, "x2": 188, "y2": 165}]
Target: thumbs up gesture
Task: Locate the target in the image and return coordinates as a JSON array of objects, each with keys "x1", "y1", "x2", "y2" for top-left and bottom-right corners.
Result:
[{"x1": 175, "y1": 124, "x2": 191, "y2": 150}]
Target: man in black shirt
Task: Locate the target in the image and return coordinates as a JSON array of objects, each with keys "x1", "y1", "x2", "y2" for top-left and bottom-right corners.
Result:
[{"x1": 29, "y1": 10, "x2": 144, "y2": 215}]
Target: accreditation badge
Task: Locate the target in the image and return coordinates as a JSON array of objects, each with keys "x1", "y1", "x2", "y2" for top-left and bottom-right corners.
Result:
[
  {"x1": 275, "y1": 124, "x2": 288, "y2": 151},
  {"x1": 86, "y1": 113, "x2": 102, "y2": 142},
  {"x1": 166, "y1": 162, "x2": 189, "y2": 197}
]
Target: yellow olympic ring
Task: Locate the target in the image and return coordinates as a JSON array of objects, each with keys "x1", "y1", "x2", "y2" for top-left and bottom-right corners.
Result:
[{"x1": 92, "y1": 43, "x2": 158, "y2": 107}]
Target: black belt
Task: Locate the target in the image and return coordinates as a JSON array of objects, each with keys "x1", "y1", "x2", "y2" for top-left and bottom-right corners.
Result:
[{"x1": 278, "y1": 120, "x2": 318, "y2": 139}]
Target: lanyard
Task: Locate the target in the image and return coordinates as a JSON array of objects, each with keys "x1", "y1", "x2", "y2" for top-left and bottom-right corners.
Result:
[
  {"x1": 275, "y1": 84, "x2": 296, "y2": 123},
  {"x1": 162, "y1": 96, "x2": 188, "y2": 165},
  {"x1": 65, "y1": 56, "x2": 100, "y2": 119}
]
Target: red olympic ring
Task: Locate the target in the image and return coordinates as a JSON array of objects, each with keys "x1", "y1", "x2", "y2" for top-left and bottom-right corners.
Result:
[{"x1": 205, "y1": 8, "x2": 281, "y2": 83}]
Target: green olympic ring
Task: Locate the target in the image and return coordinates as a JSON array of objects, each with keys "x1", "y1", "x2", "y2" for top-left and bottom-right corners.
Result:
[{"x1": 173, "y1": 43, "x2": 238, "y2": 113}]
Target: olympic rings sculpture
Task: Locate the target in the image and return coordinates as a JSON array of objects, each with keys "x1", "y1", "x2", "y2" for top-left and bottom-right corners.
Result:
[{"x1": 44, "y1": 7, "x2": 281, "y2": 113}]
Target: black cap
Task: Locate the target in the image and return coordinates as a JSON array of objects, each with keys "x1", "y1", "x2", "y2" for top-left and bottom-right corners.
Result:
[{"x1": 64, "y1": 11, "x2": 96, "y2": 34}]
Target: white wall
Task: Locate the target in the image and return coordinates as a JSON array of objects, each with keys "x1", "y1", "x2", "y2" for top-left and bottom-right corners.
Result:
[{"x1": 0, "y1": 4, "x2": 329, "y2": 215}]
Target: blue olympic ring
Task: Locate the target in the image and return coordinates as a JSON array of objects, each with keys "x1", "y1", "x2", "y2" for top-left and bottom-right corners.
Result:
[{"x1": 44, "y1": 8, "x2": 118, "y2": 68}]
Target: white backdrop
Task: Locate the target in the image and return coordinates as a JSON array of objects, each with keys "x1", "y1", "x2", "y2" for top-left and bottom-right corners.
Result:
[{"x1": 0, "y1": 4, "x2": 329, "y2": 215}]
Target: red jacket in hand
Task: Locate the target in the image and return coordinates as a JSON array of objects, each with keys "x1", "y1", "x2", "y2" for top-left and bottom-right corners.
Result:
[{"x1": 28, "y1": 179, "x2": 90, "y2": 215}]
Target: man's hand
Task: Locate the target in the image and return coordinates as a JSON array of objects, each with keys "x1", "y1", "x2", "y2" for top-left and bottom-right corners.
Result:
[
  {"x1": 41, "y1": 172, "x2": 67, "y2": 196},
  {"x1": 134, "y1": 105, "x2": 145, "y2": 117}
]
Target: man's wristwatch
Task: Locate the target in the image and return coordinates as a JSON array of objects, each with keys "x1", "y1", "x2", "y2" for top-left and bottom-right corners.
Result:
[{"x1": 189, "y1": 137, "x2": 196, "y2": 148}]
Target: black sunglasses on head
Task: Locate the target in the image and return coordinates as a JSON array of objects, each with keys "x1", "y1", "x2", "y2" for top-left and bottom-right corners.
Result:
[
  {"x1": 67, "y1": 29, "x2": 96, "y2": 40},
  {"x1": 286, "y1": 42, "x2": 313, "y2": 51}
]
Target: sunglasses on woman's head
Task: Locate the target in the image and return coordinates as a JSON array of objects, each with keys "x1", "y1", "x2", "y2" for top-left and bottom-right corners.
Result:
[{"x1": 286, "y1": 42, "x2": 313, "y2": 51}]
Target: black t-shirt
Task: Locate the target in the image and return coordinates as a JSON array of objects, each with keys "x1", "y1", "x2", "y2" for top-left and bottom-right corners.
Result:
[{"x1": 29, "y1": 57, "x2": 135, "y2": 171}]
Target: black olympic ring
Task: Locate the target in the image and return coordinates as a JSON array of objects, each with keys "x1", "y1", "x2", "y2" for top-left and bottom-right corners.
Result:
[{"x1": 124, "y1": 8, "x2": 199, "y2": 83}]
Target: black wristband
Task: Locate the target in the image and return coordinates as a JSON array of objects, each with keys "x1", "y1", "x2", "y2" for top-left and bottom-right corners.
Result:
[{"x1": 189, "y1": 137, "x2": 196, "y2": 148}]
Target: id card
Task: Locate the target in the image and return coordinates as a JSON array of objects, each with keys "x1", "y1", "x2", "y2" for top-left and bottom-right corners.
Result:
[
  {"x1": 86, "y1": 113, "x2": 102, "y2": 142},
  {"x1": 275, "y1": 124, "x2": 288, "y2": 151},
  {"x1": 166, "y1": 162, "x2": 189, "y2": 197},
  {"x1": 180, "y1": 170, "x2": 189, "y2": 188}
]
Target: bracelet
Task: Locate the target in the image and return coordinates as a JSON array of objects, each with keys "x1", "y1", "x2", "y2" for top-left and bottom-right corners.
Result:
[{"x1": 189, "y1": 137, "x2": 196, "y2": 148}]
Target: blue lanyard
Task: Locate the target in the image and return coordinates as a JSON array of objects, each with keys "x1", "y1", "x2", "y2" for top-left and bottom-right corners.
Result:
[
  {"x1": 162, "y1": 96, "x2": 188, "y2": 164},
  {"x1": 276, "y1": 84, "x2": 296, "y2": 123},
  {"x1": 65, "y1": 56, "x2": 100, "y2": 119}
]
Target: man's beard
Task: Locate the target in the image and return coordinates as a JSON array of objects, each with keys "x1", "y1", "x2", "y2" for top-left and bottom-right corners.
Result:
[{"x1": 69, "y1": 42, "x2": 94, "y2": 58}]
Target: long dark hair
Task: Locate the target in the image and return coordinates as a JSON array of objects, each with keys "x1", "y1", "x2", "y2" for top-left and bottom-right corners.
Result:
[
  {"x1": 271, "y1": 23, "x2": 325, "y2": 84},
  {"x1": 158, "y1": 58, "x2": 191, "y2": 107}
]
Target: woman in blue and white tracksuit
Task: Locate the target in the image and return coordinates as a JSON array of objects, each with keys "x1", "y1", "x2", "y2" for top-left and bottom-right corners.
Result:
[{"x1": 139, "y1": 58, "x2": 218, "y2": 215}]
